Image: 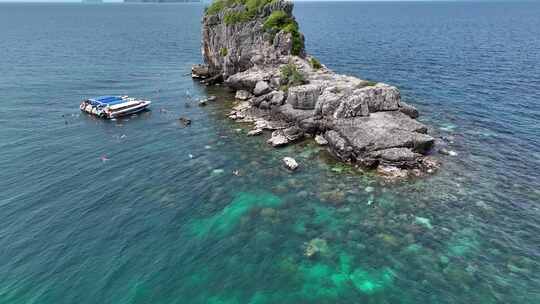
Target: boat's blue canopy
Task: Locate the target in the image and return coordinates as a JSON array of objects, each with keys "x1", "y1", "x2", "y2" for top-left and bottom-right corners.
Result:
[{"x1": 87, "y1": 96, "x2": 126, "y2": 106}]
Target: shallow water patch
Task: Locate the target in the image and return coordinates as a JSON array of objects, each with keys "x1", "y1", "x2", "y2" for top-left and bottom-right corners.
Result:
[{"x1": 190, "y1": 191, "x2": 282, "y2": 238}]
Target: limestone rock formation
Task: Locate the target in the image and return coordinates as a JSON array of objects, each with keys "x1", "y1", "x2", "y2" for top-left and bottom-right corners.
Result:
[
  {"x1": 193, "y1": 0, "x2": 439, "y2": 177},
  {"x1": 199, "y1": 0, "x2": 303, "y2": 79}
]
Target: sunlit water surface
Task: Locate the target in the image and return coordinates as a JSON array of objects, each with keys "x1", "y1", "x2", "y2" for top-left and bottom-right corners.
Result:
[{"x1": 1, "y1": 2, "x2": 539, "y2": 303}]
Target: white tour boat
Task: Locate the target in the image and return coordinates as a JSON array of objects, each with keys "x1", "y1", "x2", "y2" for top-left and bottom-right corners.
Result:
[{"x1": 80, "y1": 96, "x2": 151, "y2": 119}]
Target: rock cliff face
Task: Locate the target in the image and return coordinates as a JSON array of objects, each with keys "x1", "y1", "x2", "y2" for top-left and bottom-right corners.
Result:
[
  {"x1": 193, "y1": 0, "x2": 439, "y2": 178},
  {"x1": 196, "y1": 0, "x2": 304, "y2": 80}
]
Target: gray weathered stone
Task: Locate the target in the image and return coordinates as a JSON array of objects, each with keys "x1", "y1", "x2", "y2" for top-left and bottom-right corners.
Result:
[
  {"x1": 368, "y1": 148, "x2": 421, "y2": 162},
  {"x1": 251, "y1": 90, "x2": 285, "y2": 107},
  {"x1": 399, "y1": 101, "x2": 419, "y2": 119},
  {"x1": 235, "y1": 90, "x2": 252, "y2": 100},
  {"x1": 254, "y1": 81, "x2": 271, "y2": 96},
  {"x1": 315, "y1": 135, "x2": 328, "y2": 145},
  {"x1": 225, "y1": 69, "x2": 273, "y2": 91},
  {"x1": 282, "y1": 157, "x2": 299, "y2": 171},
  {"x1": 314, "y1": 90, "x2": 342, "y2": 117},
  {"x1": 270, "y1": 90, "x2": 285, "y2": 106},
  {"x1": 287, "y1": 84, "x2": 321, "y2": 110},
  {"x1": 332, "y1": 112, "x2": 434, "y2": 154},
  {"x1": 324, "y1": 130, "x2": 352, "y2": 161},
  {"x1": 268, "y1": 130, "x2": 289, "y2": 147},
  {"x1": 192, "y1": 64, "x2": 210, "y2": 79},
  {"x1": 352, "y1": 84, "x2": 400, "y2": 113},
  {"x1": 283, "y1": 125, "x2": 304, "y2": 142},
  {"x1": 333, "y1": 95, "x2": 370, "y2": 119},
  {"x1": 278, "y1": 103, "x2": 314, "y2": 122}
]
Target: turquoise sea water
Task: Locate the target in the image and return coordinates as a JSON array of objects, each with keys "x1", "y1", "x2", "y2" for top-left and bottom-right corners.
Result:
[{"x1": 1, "y1": 2, "x2": 539, "y2": 303}]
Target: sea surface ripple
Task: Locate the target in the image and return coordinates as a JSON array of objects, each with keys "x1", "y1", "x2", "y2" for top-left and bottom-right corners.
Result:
[{"x1": 0, "y1": 2, "x2": 539, "y2": 303}]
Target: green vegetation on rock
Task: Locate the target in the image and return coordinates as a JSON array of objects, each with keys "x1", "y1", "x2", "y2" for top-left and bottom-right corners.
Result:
[
  {"x1": 279, "y1": 63, "x2": 306, "y2": 91},
  {"x1": 263, "y1": 10, "x2": 303, "y2": 55},
  {"x1": 219, "y1": 47, "x2": 228, "y2": 57},
  {"x1": 357, "y1": 80, "x2": 378, "y2": 88},
  {"x1": 223, "y1": 11, "x2": 249, "y2": 25},
  {"x1": 309, "y1": 57, "x2": 322, "y2": 70},
  {"x1": 365, "y1": 80, "x2": 378, "y2": 86},
  {"x1": 262, "y1": 10, "x2": 291, "y2": 29},
  {"x1": 205, "y1": 0, "x2": 225, "y2": 15},
  {"x1": 208, "y1": 0, "x2": 275, "y2": 25}
]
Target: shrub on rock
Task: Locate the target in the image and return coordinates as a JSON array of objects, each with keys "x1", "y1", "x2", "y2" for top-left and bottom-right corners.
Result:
[
  {"x1": 280, "y1": 63, "x2": 306, "y2": 92},
  {"x1": 263, "y1": 10, "x2": 303, "y2": 55},
  {"x1": 309, "y1": 57, "x2": 322, "y2": 70}
]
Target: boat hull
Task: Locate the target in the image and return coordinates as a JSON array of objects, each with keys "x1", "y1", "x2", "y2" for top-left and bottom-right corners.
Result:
[
  {"x1": 80, "y1": 97, "x2": 151, "y2": 119},
  {"x1": 108, "y1": 101, "x2": 151, "y2": 119}
]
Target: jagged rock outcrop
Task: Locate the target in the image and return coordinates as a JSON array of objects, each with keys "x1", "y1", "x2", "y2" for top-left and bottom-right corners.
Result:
[
  {"x1": 193, "y1": 0, "x2": 439, "y2": 177},
  {"x1": 197, "y1": 0, "x2": 304, "y2": 79}
]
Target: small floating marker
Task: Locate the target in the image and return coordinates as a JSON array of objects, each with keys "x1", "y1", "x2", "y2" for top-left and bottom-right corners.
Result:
[
  {"x1": 100, "y1": 155, "x2": 110, "y2": 162},
  {"x1": 188, "y1": 154, "x2": 194, "y2": 159}
]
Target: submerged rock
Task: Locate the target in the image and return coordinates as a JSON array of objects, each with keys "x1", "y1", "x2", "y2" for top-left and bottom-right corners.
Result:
[
  {"x1": 304, "y1": 238, "x2": 329, "y2": 258},
  {"x1": 377, "y1": 165, "x2": 409, "y2": 179},
  {"x1": 440, "y1": 148, "x2": 458, "y2": 156},
  {"x1": 414, "y1": 216, "x2": 433, "y2": 229},
  {"x1": 319, "y1": 190, "x2": 346, "y2": 205},
  {"x1": 364, "y1": 186, "x2": 375, "y2": 193}
]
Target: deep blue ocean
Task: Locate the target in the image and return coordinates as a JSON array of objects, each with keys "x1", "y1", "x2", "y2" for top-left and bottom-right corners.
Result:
[{"x1": 1, "y1": 2, "x2": 539, "y2": 303}]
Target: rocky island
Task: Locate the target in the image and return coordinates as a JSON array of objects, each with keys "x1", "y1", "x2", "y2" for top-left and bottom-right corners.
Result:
[{"x1": 192, "y1": 0, "x2": 439, "y2": 178}]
